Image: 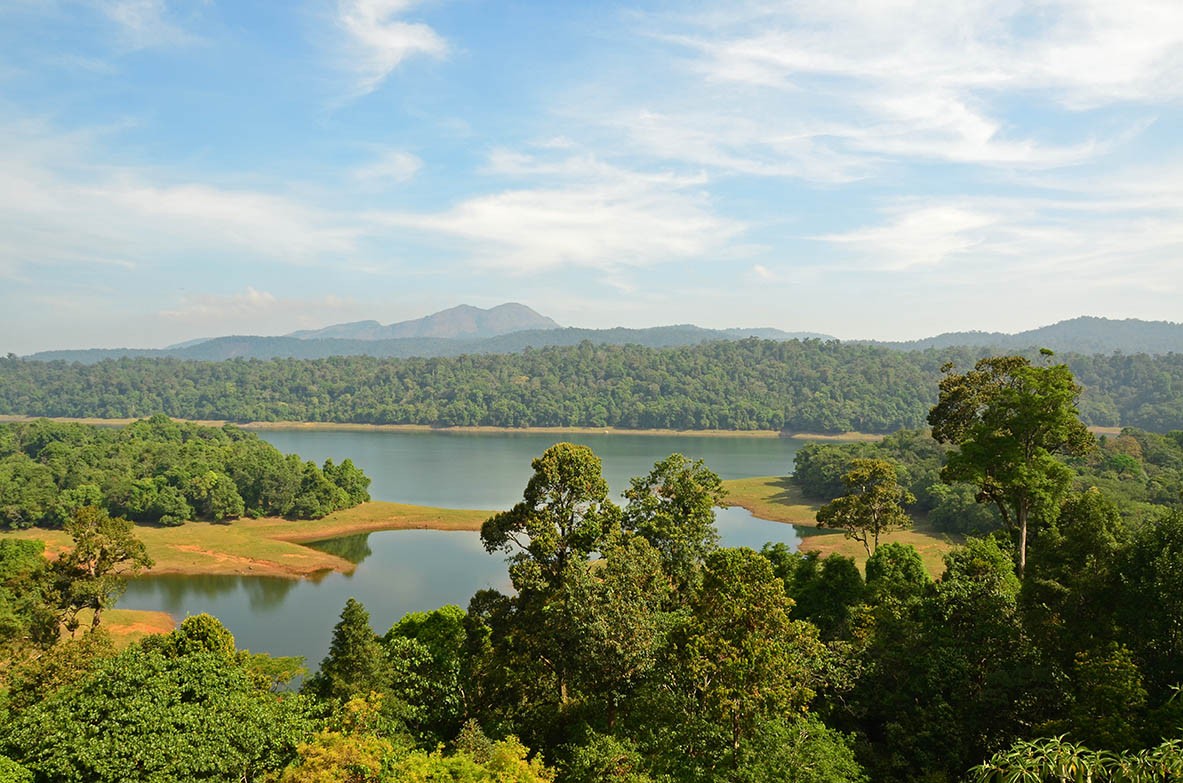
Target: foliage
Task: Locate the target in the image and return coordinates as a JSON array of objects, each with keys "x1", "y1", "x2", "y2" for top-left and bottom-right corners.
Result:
[
  {"x1": 864, "y1": 542, "x2": 930, "y2": 602},
  {"x1": 481, "y1": 443, "x2": 621, "y2": 594},
  {"x1": 1116, "y1": 510, "x2": 1183, "y2": 702},
  {"x1": 52, "y1": 505, "x2": 153, "y2": 632},
  {"x1": 0, "y1": 622, "x2": 314, "y2": 782},
  {"x1": 4, "y1": 429, "x2": 1183, "y2": 783},
  {"x1": 0, "y1": 539, "x2": 56, "y2": 656},
  {"x1": 666, "y1": 548, "x2": 828, "y2": 773},
  {"x1": 761, "y1": 544, "x2": 865, "y2": 640},
  {"x1": 622, "y1": 452, "x2": 724, "y2": 591},
  {"x1": 816, "y1": 458, "x2": 916, "y2": 555},
  {"x1": 382, "y1": 604, "x2": 468, "y2": 743},
  {"x1": 2, "y1": 629, "x2": 117, "y2": 713},
  {"x1": 0, "y1": 756, "x2": 31, "y2": 783},
  {"x1": 0, "y1": 416, "x2": 370, "y2": 529},
  {"x1": 970, "y1": 735, "x2": 1183, "y2": 782},
  {"x1": 389, "y1": 736, "x2": 554, "y2": 782},
  {"x1": 929, "y1": 354, "x2": 1094, "y2": 575},
  {"x1": 7, "y1": 342, "x2": 1183, "y2": 432},
  {"x1": 305, "y1": 598, "x2": 393, "y2": 706},
  {"x1": 280, "y1": 695, "x2": 398, "y2": 783}
]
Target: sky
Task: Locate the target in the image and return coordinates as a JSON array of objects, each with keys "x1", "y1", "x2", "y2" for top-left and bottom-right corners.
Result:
[{"x1": 2, "y1": 0, "x2": 1182, "y2": 354}]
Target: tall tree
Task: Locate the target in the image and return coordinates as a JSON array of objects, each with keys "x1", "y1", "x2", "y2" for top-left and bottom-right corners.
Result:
[
  {"x1": 622, "y1": 453, "x2": 725, "y2": 591},
  {"x1": 667, "y1": 548, "x2": 828, "y2": 774},
  {"x1": 480, "y1": 443, "x2": 620, "y2": 593},
  {"x1": 306, "y1": 598, "x2": 392, "y2": 706},
  {"x1": 816, "y1": 458, "x2": 915, "y2": 555},
  {"x1": 52, "y1": 505, "x2": 153, "y2": 633},
  {"x1": 928, "y1": 354, "x2": 1093, "y2": 575}
]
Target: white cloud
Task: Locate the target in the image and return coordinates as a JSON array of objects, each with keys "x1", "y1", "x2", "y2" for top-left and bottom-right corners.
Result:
[
  {"x1": 352, "y1": 148, "x2": 423, "y2": 183},
  {"x1": 595, "y1": 0, "x2": 1183, "y2": 175},
  {"x1": 815, "y1": 163, "x2": 1183, "y2": 295},
  {"x1": 816, "y1": 206, "x2": 999, "y2": 270},
  {"x1": 160, "y1": 287, "x2": 278, "y2": 321},
  {"x1": 0, "y1": 121, "x2": 360, "y2": 278},
  {"x1": 336, "y1": 0, "x2": 447, "y2": 94},
  {"x1": 380, "y1": 151, "x2": 740, "y2": 272},
  {"x1": 97, "y1": 0, "x2": 196, "y2": 49}
]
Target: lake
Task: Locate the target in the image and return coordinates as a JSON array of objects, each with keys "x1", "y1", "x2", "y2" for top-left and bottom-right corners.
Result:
[{"x1": 119, "y1": 429, "x2": 808, "y2": 667}]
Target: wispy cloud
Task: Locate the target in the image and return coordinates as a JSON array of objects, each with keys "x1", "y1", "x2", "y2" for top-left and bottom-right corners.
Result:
[
  {"x1": 816, "y1": 206, "x2": 999, "y2": 270},
  {"x1": 815, "y1": 163, "x2": 1183, "y2": 295},
  {"x1": 351, "y1": 148, "x2": 423, "y2": 183},
  {"x1": 0, "y1": 120, "x2": 359, "y2": 278},
  {"x1": 157, "y1": 288, "x2": 357, "y2": 325},
  {"x1": 379, "y1": 149, "x2": 741, "y2": 272},
  {"x1": 96, "y1": 0, "x2": 198, "y2": 49},
  {"x1": 160, "y1": 286, "x2": 278, "y2": 321},
  {"x1": 336, "y1": 0, "x2": 447, "y2": 95},
  {"x1": 590, "y1": 0, "x2": 1183, "y2": 176}
]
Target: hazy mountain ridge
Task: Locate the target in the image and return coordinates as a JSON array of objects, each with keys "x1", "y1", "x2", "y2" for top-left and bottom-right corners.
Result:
[
  {"x1": 287, "y1": 303, "x2": 560, "y2": 341},
  {"x1": 27, "y1": 326, "x2": 832, "y2": 364},
  {"x1": 865, "y1": 316, "x2": 1183, "y2": 354},
  {"x1": 23, "y1": 314, "x2": 1181, "y2": 364}
]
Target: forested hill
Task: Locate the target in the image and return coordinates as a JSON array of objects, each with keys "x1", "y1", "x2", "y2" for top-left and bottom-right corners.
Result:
[
  {"x1": 25, "y1": 325, "x2": 833, "y2": 364},
  {"x1": 868, "y1": 316, "x2": 1183, "y2": 354},
  {"x1": 4, "y1": 340, "x2": 1183, "y2": 433}
]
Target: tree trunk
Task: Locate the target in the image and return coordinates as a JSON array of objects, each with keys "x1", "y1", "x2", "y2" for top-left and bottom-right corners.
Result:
[{"x1": 1017, "y1": 503, "x2": 1028, "y2": 578}]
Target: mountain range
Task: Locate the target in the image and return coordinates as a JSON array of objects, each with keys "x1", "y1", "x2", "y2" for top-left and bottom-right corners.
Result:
[
  {"x1": 22, "y1": 307, "x2": 1183, "y2": 364},
  {"x1": 283, "y1": 302, "x2": 560, "y2": 341}
]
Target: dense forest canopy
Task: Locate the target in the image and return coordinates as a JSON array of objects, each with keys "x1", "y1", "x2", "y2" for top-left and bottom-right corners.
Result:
[
  {"x1": 1, "y1": 355, "x2": 1181, "y2": 781},
  {"x1": 2, "y1": 437, "x2": 1182, "y2": 780},
  {"x1": 3, "y1": 340, "x2": 1183, "y2": 433},
  {"x1": 0, "y1": 417, "x2": 370, "y2": 529}
]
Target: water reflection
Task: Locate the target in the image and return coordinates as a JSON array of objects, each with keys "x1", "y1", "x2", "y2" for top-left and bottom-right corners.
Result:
[
  {"x1": 129, "y1": 573, "x2": 301, "y2": 612},
  {"x1": 308, "y1": 533, "x2": 374, "y2": 565}
]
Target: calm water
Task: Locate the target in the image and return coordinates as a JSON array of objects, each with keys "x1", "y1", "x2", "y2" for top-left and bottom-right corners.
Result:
[{"x1": 120, "y1": 430, "x2": 806, "y2": 667}]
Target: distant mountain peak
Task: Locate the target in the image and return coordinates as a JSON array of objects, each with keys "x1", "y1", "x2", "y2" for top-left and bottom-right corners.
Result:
[{"x1": 287, "y1": 303, "x2": 561, "y2": 342}]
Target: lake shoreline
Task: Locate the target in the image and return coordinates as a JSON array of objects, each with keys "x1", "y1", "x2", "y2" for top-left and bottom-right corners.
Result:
[
  {"x1": 3, "y1": 502, "x2": 490, "y2": 582},
  {"x1": 0, "y1": 414, "x2": 883, "y2": 442},
  {"x1": 721, "y1": 476, "x2": 958, "y2": 576}
]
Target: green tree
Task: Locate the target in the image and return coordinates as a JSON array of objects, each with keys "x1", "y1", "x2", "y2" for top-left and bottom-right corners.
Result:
[
  {"x1": 51, "y1": 505, "x2": 153, "y2": 633},
  {"x1": 668, "y1": 548, "x2": 828, "y2": 774},
  {"x1": 1117, "y1": 510, "x2": 1183, "y2": 702},
  {"x1": 0, "y1": 456, "x2": 56, "y2": 529},
  {"x1": 481, "y1": 443, "x2": 621, "y2": 593},
  {"x1": 928, "y1": 354, "x2": 1094, "y2": 576},
  {"x1": 306, "y1": 598, "x2": 393, "y2": 705},
  {"x1": 323, "y1": 458, "x2": 372, "y2": 506},
  {"x1": 0, "y1": 539, "x2": 56, "y2": 654},
  {"x1": 1021, "y1": 488, "x2": 1125, "y2": 671},
  {"x1": 816, "y1": 458, "x2": 915, "y2": 555},
  {"x1": 389, "y1": 736, "x2": 554, "y2": 782},
  {"x1": 0, "y1": 755, "x2": 32, "y2": 783},
  {"x1": 622, "y1": 453, "x2": 725, "y2": 591},
  {"x1": 864, "y1": 542, "x2": 930, "y2": 603},
  {"x1": 560, "y1": 535, "x2": 671, "y2": 730},
  {"x1": 279, "y1": 695, "x2": 398, "y2": 783},
  {"x1": 382, "y1": 604, "x2": 468, "y2": 742},
  {"x1": 1, "y1": 633, "x2": 313, "y2": 782}
]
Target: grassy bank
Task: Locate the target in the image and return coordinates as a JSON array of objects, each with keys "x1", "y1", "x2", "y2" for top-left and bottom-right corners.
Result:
[
  {"x1": 2, "y1": 501, "x2": 490, "y2": 580},
  {"x1": 69, "y1": 608, "x2": 177, "y2": 647},
  {"x1": 0, "y1": 414, "x2": 883, "y2": 442},
  {"x1": 722, "y1": 476, "x2": 957, "y2": 577}
]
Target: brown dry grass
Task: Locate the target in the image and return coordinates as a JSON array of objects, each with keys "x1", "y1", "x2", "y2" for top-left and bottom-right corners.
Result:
[{"x1": 1, "y1": 502, "x2": 490, "y2": 579}]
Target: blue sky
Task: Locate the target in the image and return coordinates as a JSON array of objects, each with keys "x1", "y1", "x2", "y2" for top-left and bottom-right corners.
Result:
[{"x1": 2, "y1": 0, "x2": 1182, "y2": 353}]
